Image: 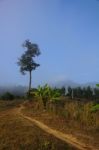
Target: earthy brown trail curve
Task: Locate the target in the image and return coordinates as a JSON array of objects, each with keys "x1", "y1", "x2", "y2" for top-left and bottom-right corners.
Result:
[{"x1": 16, "y1": 104, "x2": 96, "y2": 150}]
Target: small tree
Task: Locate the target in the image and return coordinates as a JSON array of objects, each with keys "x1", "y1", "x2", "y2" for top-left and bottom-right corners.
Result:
[
  {"x1": 17, "y1": 40, "x2": 41, "y2": 97},
  {"x1": 67, "y1": 86, "x2": 72, "y2": 97}
]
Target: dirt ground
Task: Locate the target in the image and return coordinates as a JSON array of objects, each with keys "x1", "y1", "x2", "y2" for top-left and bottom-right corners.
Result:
[
  {"x1": 0, "y1": 100, "x2": 77, "y2": 150},
  {"x1": 22, "y1": 101, "x2": 99, "y2": 150}
]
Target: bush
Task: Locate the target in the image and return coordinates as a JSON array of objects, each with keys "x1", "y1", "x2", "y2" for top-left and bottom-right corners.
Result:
[
  {"x1": 91, "y1": 104, "x2": 99, "y2": 113},
  {"x1": 1, "y1": 92, "x2": 15, "y2": 100}
]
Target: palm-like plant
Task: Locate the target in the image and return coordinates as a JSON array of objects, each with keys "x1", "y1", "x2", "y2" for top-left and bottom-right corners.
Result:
[
  {"x1": 48, "y1": 88, "x2": 61, "y2": 102},
  {"x1": 31, "y1": 84, "x2": 61, "y2": 109}
]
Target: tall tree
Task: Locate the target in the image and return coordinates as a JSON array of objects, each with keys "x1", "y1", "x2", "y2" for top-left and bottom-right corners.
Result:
[
  {"x1": 17, "y1": 40, "x2": 41, "y2": 96},
  {"x1": 67, "y1": 86, "x2": 72, "y2": 97}
]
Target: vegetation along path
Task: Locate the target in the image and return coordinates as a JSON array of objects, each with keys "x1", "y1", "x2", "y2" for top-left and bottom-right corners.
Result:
[{"x1": 16, "y1": 104, "x2": 96, "y2": 150}]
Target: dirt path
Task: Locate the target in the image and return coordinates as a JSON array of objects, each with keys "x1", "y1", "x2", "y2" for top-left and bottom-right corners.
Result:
[{"x1": 16, "y1": 104, "x2": 96, "y2": 150}]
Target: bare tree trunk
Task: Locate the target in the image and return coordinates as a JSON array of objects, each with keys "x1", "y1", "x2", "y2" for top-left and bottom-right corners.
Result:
[{"x1": 28, "y1": 70, "x2": 32, "y2": 97}]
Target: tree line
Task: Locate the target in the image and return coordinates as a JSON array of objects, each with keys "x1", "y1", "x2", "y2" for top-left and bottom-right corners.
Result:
[
  {"x1": 67, "y1": 86, "x2": 99, "y2": 101},
  {"x1": 0, "y1": 85, "x2": 99, "y2": 102},
  {"x1": 31, "y1": 85, "x2": 99, "y2": 101}
]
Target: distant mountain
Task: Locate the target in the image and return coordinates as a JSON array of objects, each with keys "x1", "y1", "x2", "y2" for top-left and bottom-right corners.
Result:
[
  {"x1": 81, "y1": 82, "x2": 98, "y2": 88},
  {"x1": 51, "y1": 80, "x2": 98, "y2": 88},
  {"x1": 0, "y1": 85, "x2": 28, "y2": 96},
  {"x1": 52, "y1": 80, "x2": 79, "y2": 88}
]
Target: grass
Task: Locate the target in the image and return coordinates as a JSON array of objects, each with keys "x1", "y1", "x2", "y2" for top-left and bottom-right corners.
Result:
[
  {"x1": 0, "y1": 100, "x2": 77, "y2": 150},
  {"x1": 0, "y1": 100, "x2": 23, "y2": 111},
  {"x1": 23, "y1": 98, "x2": 99, "y2": 149}
]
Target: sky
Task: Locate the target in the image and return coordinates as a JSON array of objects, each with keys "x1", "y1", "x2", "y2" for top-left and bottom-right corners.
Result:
[{"x1": 0, "y1": 0, "x2": 99, "y2": 87}]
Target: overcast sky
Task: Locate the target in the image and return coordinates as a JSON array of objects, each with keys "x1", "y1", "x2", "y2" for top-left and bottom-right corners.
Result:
[{"x1": 0, "y1": 0, "x2": 99, "y2": 87}]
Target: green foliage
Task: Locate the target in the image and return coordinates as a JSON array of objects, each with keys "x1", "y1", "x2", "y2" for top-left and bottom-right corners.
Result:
[
  {"x1": 67, "y1": 87, "x2": 72, "y2": 97},
  {"x1": 17, "y1": 40, "x2": 41, "y2": 75},
  {"x1": 59, "y1": 86, "x2": 66, "y2": 96},
  {"x1": 31, "y1": 84, "x2": 61, "y2": 108},
  {"x1": 67, "y1": 86, "x2": 99, "y2": 100},
  {"x1": 96, "y1": 84, "x2": 99, "y2": 87},
  {"x1": 90, "y1": 104, "x2": 99, "y2": 112}
]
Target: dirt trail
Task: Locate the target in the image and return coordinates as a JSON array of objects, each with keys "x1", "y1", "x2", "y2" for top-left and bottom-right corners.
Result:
[{"x1": 16, "y1": 104, "x2": 96, "y2": 150}]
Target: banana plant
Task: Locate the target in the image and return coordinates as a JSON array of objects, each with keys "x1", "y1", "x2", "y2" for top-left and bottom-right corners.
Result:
[
  {"x1": 30, "y1": 84, "x2": 50, "y2": 108},
  {"x1": 48, "y1": 88, "x2": 61, "y2": 102},
  {"x1": 30, "y1": 84, "x2": 61, "y2": 109}
]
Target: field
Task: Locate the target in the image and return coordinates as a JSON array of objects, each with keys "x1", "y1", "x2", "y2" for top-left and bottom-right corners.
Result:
[
  {"x1": 0, "y1": 99, "x2": 98, "y2": 150},
  {"x1": 22, "y1": 99, "x2": 99, "y2": 150},
  {"x1": 0, "y1": 100, "x2": 77, "y2": 150}
]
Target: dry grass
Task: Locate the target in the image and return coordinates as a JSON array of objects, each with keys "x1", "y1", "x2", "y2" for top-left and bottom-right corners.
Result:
[
  {"x1": 0, "y1": 100, "x2": 76, "y2": 150},
  {"x1": 0, "y1": 100, "x2": 23, "y2": 111},
  {"x1": 23, "y1": 99, "x2": 99, "y2": 150}
]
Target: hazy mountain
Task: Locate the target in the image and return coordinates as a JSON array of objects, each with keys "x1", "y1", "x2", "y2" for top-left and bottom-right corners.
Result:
[
  {"x1": 52, "y1": 80, "x2": 98, "y2": 88},
  {"x1": 52, "y1": 80, "x2": 79, "y2": 88},
  {"x1": 81, "y1": 82, "x2": 98, "y2": 88},
  {"x1": 0, "y1": 85, "x2": 28, "y2": 96}
]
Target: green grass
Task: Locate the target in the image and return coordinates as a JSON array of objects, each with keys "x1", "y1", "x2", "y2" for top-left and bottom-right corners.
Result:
[{"x1": 91, "y1": 104, "x2": 99, "y2": 112}]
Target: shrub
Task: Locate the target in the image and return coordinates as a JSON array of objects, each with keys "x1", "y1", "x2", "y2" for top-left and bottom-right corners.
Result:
[
  {"x1": 1, "y1": 92, "x2": 15, "y2": 100},
  {"x1": 90, "y1": 104, "x2": 99, "y2": 113}
]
